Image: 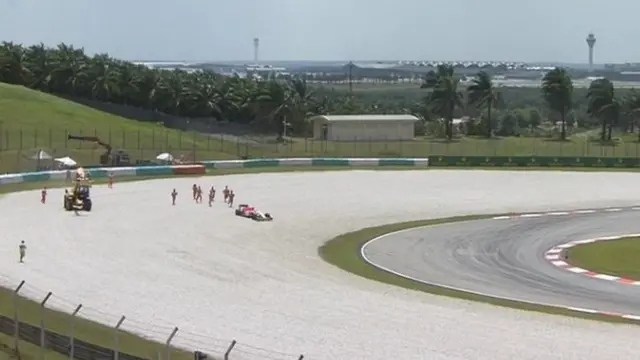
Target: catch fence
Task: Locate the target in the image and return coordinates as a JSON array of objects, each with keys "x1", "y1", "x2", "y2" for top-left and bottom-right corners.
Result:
[
  {"x1": 2, "y1": 127, "x2": 640, "y2": 172},
  {"x1": 0, "y1": 279, "x2": 306, "y2": 360}
]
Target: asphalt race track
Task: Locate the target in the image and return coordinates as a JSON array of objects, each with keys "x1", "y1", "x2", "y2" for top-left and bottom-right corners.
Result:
[{"x1": 362, "y1": 209, "x2": 640, "y2": 316}]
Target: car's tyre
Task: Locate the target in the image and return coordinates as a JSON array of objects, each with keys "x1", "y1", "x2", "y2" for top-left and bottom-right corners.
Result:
[
  {"x1": 235, "y1": 210, "x2": 242, "y2": 216},
  {"x1": 64, "y1": 197, "x2": 72, "y2": 211},
  {"x1": 83, "y1": 199, "x2": 92, "y2": 212}
]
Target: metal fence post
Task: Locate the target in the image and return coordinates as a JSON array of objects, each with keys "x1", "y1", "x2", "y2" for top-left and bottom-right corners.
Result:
[
  {"x1": 164, "y1": 327, "x2": 178, "y2": 360},
  {"x1": 69, "y1": 304, "x2": 82, "y2": 360},
  {"x1": 13, "y1": 281, "x2": 25, "y2": 352},
  {"x1": 223, "y1": 340, "x2": 236, "y2": 360},
  {"x1": 113, "y1": 316, "x2": 126, "y2": 360},
  {"x1": 40, "y1": 292, "x2": 52, "y2": 360}
]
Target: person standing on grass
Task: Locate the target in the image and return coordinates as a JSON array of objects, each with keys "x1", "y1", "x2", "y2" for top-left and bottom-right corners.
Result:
[{"x1": 19, "y1": 241, "x2": 26, "y2": 263}]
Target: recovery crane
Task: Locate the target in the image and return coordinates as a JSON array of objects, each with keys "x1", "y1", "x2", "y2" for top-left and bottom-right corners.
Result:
[
  {"x1": 64, "y1": 167, "x2": 92, "y2": 212},
  {"x1": 67, "y1": 134, "x2": 131, "y2": 166}
]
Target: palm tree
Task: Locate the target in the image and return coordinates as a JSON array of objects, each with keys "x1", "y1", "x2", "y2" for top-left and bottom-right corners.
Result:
[
  {"x1": 587, "y1": 78, "x2": 619, "y2": 141},
  {"x1": 467, "y1": 71, "x2": 502, "y2": 138},
  {"x1": 0, "y1": 41, "x2": 28, "y2": 85},
  {"x1": 114, "y1": 62, "x2": 141, "y2": 106},
  {"x1": 541, "y1": 68, "x2": 573, "y2": 140},
  {"x1": 89, "y1": 54, "x2": 119, "y2": 101},
  {"x1": 428, "y1": 65, "x2": 464, "y2": 140},
  {"x1": 23, "y1": 43, "x2": 52, "y2": 91},
  {"x1": 621, "y1": 89, "x2": 640, "y2": 141},
  {"x1": 0, "y1": 40, "x2": 465, "y2": 137}
]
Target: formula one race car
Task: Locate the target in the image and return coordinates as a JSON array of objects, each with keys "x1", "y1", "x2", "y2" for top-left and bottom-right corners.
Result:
[
  {"x1": 235, "y1": 204, "x2": 273, "y2": 221},
  {"x1": 63, "y1": 168, "x2": 93, "y2": 212}
]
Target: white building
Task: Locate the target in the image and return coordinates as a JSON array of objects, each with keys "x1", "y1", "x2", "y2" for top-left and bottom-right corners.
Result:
[{"x1": 310, "y1": 114, "x2": 419, "y2": 141}]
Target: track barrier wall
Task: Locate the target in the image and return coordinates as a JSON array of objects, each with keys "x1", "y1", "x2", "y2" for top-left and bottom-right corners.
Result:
[
  {"x1": 6, "y1": 154, "x2": 640, "y2": 185},
  {"x1": 427, "y1": 155, "x2": 640, "y2": 168},
  {"x1": 0, "y1": 158, "x2": 430, "y2": 185}
]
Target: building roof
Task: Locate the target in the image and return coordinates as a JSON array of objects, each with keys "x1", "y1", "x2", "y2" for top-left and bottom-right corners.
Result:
[{"x1": 310, "y1": 114, "x2": 419, "y2": 122}]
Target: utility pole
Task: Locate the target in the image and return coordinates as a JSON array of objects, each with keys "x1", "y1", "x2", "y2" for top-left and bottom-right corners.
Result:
[
  {"x1": 282, "y1": 117, "x2": 291, "y2": 139},
  {"x1": 347, "y1": 61, "x2": 354, "y2": 93}
]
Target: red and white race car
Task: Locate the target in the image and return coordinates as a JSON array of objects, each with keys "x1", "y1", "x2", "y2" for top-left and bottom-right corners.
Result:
[{"x1": 235, "y1": 204, "x2": 273, "y2": 221}]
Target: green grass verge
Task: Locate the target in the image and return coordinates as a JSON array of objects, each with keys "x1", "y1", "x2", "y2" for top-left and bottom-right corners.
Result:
[
  {"x1": 240, "y1": 135, "x2": 640, "y2": 159},
  {"x1": 567, "y1": 236, "x2": 640, "y2": 280},
  {"x1": 0, "y1": 333, "x2": 68, "y2": 360},
  {"x1": 318, "y1": 216, "x2": 640, "y2": 325}
]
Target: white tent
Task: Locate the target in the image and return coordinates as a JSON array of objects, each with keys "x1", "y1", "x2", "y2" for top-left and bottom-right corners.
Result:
[
  {"x1": 30, "y1": 149, "x2": 53, "y2": 160},
  {"x1": 156, "y1": 152, "x2": 174, "y2": 161},
  {"x1": 54, "y1": 156, "x2": 77, "y2": 167}
]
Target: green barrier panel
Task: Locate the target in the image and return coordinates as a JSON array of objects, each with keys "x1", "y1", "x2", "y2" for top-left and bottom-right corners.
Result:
[
  {"x1": 429, "y1": 156, "x2": 640, "y2": 168},
  {"x1": 429, "y1": 156, "x2": 530, "y2": 166},
  {"x1": 583, "y1": 157, "x2": 638, "y2": 168},
  {"x1": 428, "y1": 156, "x2": 468, "y2": 166},
  {"x1": 21, "y1": 172, "x2": 52, "y2": 182},
  {"x1": 86, "y1": 169, "x2": 109, "y2": 178},
  {"x1": 311, "y1": 158, "x2": 350, "y2": 166},
  {"x1": 135, "y1": 166, "x2": 173, "y2": 176}
]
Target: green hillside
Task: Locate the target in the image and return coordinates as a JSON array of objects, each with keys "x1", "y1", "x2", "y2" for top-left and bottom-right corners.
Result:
[{"x1": 0, "y1": 83, "x2": 241, "y2": 172}]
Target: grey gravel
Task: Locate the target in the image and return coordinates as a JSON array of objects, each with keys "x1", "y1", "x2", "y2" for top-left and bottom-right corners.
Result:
[{"x1": 1, "y1": 170, "x2": 640, "y2": 360}]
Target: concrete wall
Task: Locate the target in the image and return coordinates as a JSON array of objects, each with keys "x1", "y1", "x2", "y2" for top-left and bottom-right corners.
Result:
[{"x1": 314, "y1": 120, "x2": 415, "y2": 141}]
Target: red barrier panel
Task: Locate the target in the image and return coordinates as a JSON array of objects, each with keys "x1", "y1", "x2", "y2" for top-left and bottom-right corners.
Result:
[{"x1": 172, "y1": 165, "x2": 205, "y2": 175}]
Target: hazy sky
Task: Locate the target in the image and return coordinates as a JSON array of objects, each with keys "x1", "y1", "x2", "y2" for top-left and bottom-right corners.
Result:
[{"x1": 1, "y1": 0, "x2": 638, "y2": 63}]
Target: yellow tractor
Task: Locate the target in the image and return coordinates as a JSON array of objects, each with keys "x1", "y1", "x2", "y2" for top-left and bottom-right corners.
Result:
[{"x1": 63, "y1": 168, "x2": 93, "y2": 212}]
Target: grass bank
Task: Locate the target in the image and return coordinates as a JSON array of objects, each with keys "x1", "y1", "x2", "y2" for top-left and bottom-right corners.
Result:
[
  {"x1": 567, "y1": 236, "x2": 640, "y2": 280},
  {"x1": 318, "y1": 217, "x2": 639, "y2": 325},
  {"x1": 0, "y1": 83, "x2": 240, "y2": 173}
]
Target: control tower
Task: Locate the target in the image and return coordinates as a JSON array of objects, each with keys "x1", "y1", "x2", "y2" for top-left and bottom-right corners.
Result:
[
  {"x1": 253, "y1": 37, "x2": 259, "y2": 64},
  {"x1": 586, "y1": 33, "x2": 596, "y2": 72}
]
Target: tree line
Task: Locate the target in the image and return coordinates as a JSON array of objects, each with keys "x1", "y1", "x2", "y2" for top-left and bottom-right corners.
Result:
[
  {"x1": 1, "y1": 41, "x2": 638, "y2": 141},
  {"x1": 422, "y1": 65, "x2": 640, "y2": 140}
]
